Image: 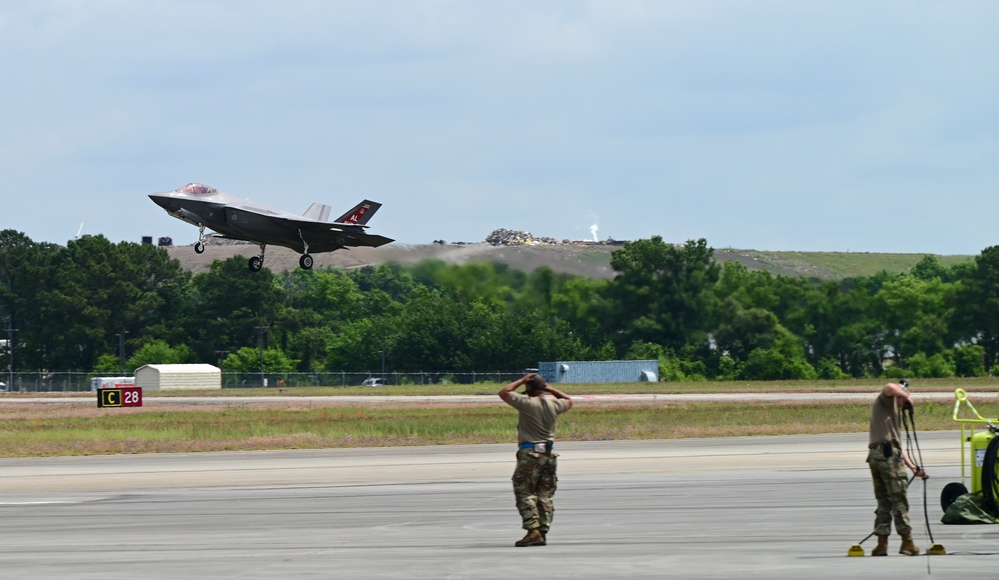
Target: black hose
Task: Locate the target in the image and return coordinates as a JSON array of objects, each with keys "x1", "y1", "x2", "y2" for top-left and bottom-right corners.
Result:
[
  {"x1": 981, "y1": 433, "x2": 999, "y2": 518},
  {"x1": 902, "y1": 406, "x2": 937, "y2": 546},
  {"x1": 853, "y1": 471, "x2": 919, "y2": 546}
]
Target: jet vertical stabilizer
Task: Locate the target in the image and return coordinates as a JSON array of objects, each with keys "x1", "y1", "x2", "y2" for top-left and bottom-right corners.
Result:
[{"x1": 334, "y1": 200, "x2": 381, "y2": 226}]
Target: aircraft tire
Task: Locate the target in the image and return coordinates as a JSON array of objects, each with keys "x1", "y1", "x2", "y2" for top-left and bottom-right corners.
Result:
[
  {"x1": 248, "y1": 256, "x2": 263, "y2": 272},
  {"x1": 299, "y1": 254, "x2": 314, "y2": 270},
  {"x1": 194, "y1": 242, "x2": 205, "y2": 254}
]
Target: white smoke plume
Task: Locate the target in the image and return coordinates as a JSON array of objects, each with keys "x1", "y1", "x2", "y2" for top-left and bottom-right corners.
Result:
[{"x1": 590, "y1": 224, "x2": 599, "y2": 242}]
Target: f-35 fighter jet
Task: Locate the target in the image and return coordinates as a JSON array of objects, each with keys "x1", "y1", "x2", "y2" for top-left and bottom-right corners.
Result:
[{"x1": 149, "y1": 183, "x2": 393, "y2": 271}]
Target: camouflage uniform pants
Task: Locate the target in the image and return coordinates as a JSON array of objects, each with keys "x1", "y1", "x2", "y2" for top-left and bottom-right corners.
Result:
[
  {"x1": 512, "y1": 449, "x2": 558, "y2": 532},
  {"x1": 867, "y1": 444, "x2": 911, "y2": 536}
]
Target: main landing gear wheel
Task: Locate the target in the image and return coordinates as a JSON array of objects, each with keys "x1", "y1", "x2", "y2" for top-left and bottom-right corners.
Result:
[
  {"x1": 194, "y1": 241, "x2": 205, "y2": 254},
  {"x1": 299, "y1": 254, "x2": 314, "y2": 270},
  {"x1": 248, "y1": 256, "x2": 263, "y2": 272}
]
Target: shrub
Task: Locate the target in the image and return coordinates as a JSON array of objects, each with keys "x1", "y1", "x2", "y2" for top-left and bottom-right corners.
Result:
[
  {"x1": 953, "y1": 344, "x2": 986, "y2": 377},
  {"x1": 908, "y1": 352, "x2": 955, "y2": 378},
  {"x1": 815, "y1": 357, "x2": 850, "y2": 380}
]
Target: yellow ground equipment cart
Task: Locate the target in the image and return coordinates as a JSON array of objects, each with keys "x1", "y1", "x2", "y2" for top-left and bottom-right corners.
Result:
[{"x1": 944, "y1": 388, "x2": 999, "y2": 515}]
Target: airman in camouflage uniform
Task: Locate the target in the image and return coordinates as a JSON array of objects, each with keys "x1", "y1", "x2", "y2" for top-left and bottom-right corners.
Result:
[
  {"x1": 499, "y1": 373, "x2": 572, "y2": 547},
  {"x1": 867, "y1": 380, "x2": 928, "y2": 556},
  {"x1": 512, "y1": 445, "x2": 558, "y2": 535}
]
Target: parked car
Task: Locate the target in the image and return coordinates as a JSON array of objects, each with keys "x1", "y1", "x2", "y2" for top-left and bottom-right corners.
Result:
[{"x1": 361, "y1": 377, "x2": 387, "y2": 387}]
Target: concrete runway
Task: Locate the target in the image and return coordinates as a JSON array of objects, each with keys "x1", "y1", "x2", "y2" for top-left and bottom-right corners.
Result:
[{"x1": 0, "y1": 432, "x2": 997, "y2": 579}]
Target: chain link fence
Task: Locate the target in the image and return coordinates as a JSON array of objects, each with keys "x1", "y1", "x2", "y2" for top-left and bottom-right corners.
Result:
[
  {"x1": 225, "y1": 371, "x2": 525, "y2": 389},
  {"x1": 0, "y1": 371, "x2": 94, "y2": 393},
  {"x1": 0, "y1": 371, "x2": 529, "y2": 393}
]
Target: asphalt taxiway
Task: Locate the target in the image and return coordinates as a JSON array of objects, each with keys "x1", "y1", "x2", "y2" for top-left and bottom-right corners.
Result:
[{"x1": 1, "y1": 431, "x2": 997, "y2": 578}]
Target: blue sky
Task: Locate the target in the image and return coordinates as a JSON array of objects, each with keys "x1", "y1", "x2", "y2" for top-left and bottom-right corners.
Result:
[{"x1": 2, "y1": 1, "x2": 997, "y2": 254}]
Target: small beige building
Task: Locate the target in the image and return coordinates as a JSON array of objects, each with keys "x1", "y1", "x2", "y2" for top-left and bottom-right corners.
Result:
[{"x1": 134, "y1": 364, "x2": 222, "y2": 391}]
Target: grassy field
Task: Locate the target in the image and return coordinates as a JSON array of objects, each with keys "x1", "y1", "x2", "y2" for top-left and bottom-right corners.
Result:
[
  {"x1": 736, "y1": 250, "x2": 974, "y2": 279},
  {"x1": 1, "y1": 378, "x2": 997, "y2": 458},
  {"x1": 22, "y1": 376, "x2": 997, "y2": 398}
]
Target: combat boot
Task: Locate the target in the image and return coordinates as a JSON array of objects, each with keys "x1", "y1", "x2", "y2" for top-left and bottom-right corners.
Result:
[
  {"x1": 515, "y1": 529, "x2": 546, "y2": 547},
  {"x1": 899, "y1": 532, "x2": 920, "y2": 556},
  {"x1": 871, "y1": 535, "x2": 889, "y2": 556}
]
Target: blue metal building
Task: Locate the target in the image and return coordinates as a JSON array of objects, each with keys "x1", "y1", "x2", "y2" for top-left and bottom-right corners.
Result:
[{"x1": 538, "y1": 360, "x2": 658, "y2": 384}]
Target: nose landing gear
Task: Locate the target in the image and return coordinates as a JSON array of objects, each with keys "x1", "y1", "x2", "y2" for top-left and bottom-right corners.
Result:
[{"x1": 194, "y1": 224, "x2": 207, "y2": 254}]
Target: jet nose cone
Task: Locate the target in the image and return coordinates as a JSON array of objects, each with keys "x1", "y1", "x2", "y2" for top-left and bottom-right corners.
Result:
[{"x1": 149, "y1": 193, "x2": 172, "y2": 210}]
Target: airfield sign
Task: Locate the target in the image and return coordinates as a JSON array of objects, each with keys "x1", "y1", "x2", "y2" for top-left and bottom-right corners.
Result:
[{"x1": 97, "y1": 386, "x2": 142, "y2": 408}]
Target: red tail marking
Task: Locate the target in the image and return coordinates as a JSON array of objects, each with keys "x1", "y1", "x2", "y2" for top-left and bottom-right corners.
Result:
[{"x1": 346, "y1": 204, "x2": 370, "y2": 224}]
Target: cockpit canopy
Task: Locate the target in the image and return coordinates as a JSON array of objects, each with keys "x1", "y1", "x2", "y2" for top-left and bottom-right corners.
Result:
[{"x1": 178, "y1": 183, "x2": 217, "y2": 195}]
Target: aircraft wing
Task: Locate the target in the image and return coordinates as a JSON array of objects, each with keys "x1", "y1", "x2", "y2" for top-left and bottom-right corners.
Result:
[
  {"x1": 280, "y1": 214, "x2": 368, "y2": 233},
  {"x1": 226, "y1": 199, "x2": 379, "y2": 232},
  {"x1": 222, "y1": 205, "x2": 393, "y2": 251}
]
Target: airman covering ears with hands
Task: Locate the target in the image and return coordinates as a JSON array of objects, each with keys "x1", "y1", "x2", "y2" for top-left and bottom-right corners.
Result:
[{"x1": 499, "y1": 373, "x2": 572, "y2": 547}]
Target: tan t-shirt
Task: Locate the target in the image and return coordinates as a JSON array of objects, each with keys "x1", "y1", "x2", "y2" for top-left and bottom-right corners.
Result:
[
  {"x1": 505, "y1": 392, "x2": 571, "y2": 444},
  {"x1": 869, "y1": 391, "x2": 900, "y2": 447}
]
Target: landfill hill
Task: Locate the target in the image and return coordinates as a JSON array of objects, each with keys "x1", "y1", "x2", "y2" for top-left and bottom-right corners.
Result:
[{"x1": 164, "y1": 229, "x2": 974, "y2": 281}]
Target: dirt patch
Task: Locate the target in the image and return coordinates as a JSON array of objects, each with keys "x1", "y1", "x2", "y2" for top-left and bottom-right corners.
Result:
[{"x1": 167, "y1": 242, "x2": 623, "y2": 278}]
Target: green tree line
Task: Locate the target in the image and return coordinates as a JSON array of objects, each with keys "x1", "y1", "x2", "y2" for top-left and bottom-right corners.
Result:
[{"x1": 1, "y1": 229, "x2": 997, "y2": 380}]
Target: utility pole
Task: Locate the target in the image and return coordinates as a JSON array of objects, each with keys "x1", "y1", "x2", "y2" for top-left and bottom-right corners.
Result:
[
  {"x1": 254, "y1": 326, "x2": 268, "y2": 387},
  {"x1": 115, "y1": 331, "x2": 128, "y2": 376},
  {"x1": 378, "y1": 350, "x2": 385, "y2": 381}
]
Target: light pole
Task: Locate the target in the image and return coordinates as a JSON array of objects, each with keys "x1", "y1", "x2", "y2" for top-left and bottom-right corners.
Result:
[
  {"x1": 6, "y1": 322, "x2": 16, "y2": 391},
  {"x1": 214, "y1": 350, "x2": 229, "y2": 388},
  {"x1": 214, "y1": 350, "x2": 229, "y2": 369},
  {"x1": 254, "y1": 326, "x2": 267, "y2": 387},
  {"x1": 115, "y1": 331, "x2": 128, "y2": 376}
]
